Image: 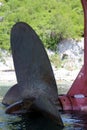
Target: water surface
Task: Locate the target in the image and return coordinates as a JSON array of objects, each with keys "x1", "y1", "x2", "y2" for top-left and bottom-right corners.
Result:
[{"x1": 0, "y1": 82, "x2": 87, "y2": 130}]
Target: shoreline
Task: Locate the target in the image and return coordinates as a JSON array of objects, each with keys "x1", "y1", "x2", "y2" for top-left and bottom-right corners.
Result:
[{"x1": 0, "y1": 67, "x2": 79, "y2": 83}]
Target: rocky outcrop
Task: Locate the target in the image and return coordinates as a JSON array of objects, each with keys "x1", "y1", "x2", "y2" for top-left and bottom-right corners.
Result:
[{"x1": 57, "y1": 38, "x2": 84, "y2": 70}]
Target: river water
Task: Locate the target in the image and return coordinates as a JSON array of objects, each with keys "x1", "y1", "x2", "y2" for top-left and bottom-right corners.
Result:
[{"x1": 0, "y1": 82, "x2": 87, "y2": 130}]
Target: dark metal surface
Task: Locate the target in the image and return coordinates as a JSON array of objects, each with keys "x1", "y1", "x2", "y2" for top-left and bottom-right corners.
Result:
[
  {"x1": 3, "y1": 22, "x2": 58, "y2": 104},
  {"x1": 11, "y1": 22, "x2": 57, "y2": 90},
  {"x1": 2, "y1": 22, "x2": 63, "y2": 126}
]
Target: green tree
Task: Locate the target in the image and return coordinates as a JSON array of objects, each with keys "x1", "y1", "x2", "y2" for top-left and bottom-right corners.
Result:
[{"x1": 0, "y1": 0, "x2": 84, "y2": 50}]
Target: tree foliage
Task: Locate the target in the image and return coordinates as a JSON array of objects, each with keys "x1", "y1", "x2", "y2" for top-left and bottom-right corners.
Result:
[{"x1": 0, "y1": 0, "x2": 83, "y2": 50}]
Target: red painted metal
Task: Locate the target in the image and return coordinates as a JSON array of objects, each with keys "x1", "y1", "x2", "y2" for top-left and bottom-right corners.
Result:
[
  {"x1": 59, "y1": 95, "x2": 87, "y2": 111},
  {"x1": 58, "y1": 0, "x2": 87, "y2": 111}
]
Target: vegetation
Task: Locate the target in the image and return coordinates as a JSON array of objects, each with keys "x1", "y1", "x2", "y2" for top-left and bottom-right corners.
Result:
[
  {"x1": 0, "y1": 0, "x2": 83, "y2": 51},
  {"x1": 49, "y1": 53, "x2": 61, "y2": 68}
]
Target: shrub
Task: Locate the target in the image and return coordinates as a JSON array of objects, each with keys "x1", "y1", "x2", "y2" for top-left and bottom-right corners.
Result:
[{"x1": 0, "y1": 0, "x2": 84, "y2": 51}]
